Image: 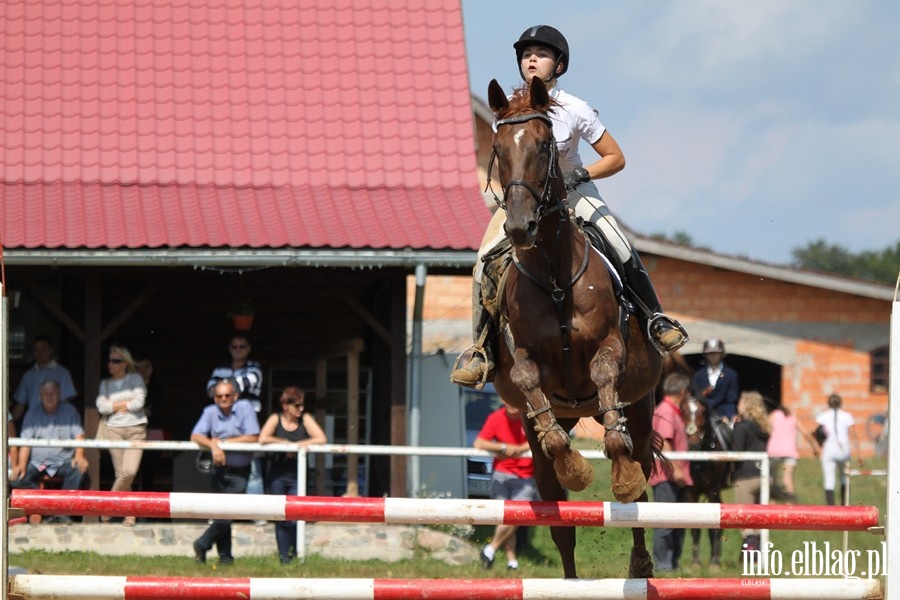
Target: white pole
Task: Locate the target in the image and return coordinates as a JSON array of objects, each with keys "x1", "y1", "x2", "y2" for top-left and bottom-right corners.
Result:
[
  {"x1": 297, "y1": 448, "x2": 307, "y2": 562},
  {"x1": 1, "y1": 283, "x2": 9, "y2": 598},
  {"x1": 885, "y1": 277, "x2": 900, "y2": 600},
  {"x1": 408, "y1": 263, "x2": 426, "y2": 496}
]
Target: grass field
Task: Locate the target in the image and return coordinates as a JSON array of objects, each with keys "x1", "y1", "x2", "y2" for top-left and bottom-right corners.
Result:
[{"x1": 9, "y1": 456, "x2": 888, "y2": 581}]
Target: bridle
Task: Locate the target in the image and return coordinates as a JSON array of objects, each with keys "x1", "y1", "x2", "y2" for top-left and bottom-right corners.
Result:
[
  {"x1": 486, "y1": 110, "x2": 597, "y2": 412},
  {"x1": 484, "y1": 112, "x2": 561, "y2": 217}
]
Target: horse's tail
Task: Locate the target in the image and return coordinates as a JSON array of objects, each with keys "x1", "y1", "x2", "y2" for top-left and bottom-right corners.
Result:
[{"x1": 648, "y1": 429, "x2": 670, "y2": 479}]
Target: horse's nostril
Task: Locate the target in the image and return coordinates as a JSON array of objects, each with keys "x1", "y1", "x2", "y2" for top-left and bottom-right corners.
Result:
[{"x1": 527, "y1": 221, "x2": 538, "y2": 236}]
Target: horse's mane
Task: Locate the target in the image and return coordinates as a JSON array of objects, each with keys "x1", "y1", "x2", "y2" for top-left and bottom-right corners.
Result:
[{"x1": 500, "y1": 83, "x2": 560, "y2": 119}]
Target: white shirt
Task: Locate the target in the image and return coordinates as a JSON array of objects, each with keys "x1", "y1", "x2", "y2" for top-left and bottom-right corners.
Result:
[{"x1": 547, "y1": 87, "x2": 607, "y2": 173}]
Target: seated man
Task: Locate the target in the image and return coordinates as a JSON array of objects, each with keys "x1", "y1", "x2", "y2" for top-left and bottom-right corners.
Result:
[{"x1": 11, "y1": 380, "x2": 89, "y2": 522}]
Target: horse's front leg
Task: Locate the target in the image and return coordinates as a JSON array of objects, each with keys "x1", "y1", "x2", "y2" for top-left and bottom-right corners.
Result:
[
  {"x1": 590, "y1": 342, "x2": 645, "y2": 502},
  {"x1": 510, "y1": 350, "x2": 593, "y2": 492}
]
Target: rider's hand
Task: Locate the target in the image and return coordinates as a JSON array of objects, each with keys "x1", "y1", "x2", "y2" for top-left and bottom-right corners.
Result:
[{"x1": 564, "y1": 167, "x2": 590, "y2": 191}]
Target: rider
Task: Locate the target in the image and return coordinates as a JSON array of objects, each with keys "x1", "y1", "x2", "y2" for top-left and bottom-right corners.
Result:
[{"x1": 451, "y1": 25, "x2": 687, "y2": 389}]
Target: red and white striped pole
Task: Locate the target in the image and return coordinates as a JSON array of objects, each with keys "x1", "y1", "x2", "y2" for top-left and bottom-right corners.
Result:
[
  {"x1": 10, "y1": 490, "x2": 879, "y2": 531},
  {"x1": 9, "y1": 575, "x2": 884, "y2": 600}
]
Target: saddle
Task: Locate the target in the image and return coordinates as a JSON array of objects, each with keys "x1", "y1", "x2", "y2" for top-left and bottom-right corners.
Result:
[{"x1": 480, "y1": 216, "x2": 633, "y2": 358}]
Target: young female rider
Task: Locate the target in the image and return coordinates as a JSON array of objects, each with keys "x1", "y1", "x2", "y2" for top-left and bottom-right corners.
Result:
[{"x1": 451, "y1": 25, "x2": 687, "y2": 388}]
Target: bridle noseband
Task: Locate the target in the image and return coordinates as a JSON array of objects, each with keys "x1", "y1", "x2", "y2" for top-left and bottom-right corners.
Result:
[{"x1": 485, "y1": 112, "x2": 560, "y2": 216}]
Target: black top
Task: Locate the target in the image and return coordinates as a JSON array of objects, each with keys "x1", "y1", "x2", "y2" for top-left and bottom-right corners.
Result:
[
  {"x1": 731, "y1": 419, "x2": 769, "y2": 480},
  {"x1": 268, "y1": 415, "x2": 310, "y2": 479}
]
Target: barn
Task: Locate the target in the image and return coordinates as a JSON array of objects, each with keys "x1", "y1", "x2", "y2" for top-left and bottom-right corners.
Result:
[{"x1": 0, "y1": 0, "x2": 490, "y2": 496}]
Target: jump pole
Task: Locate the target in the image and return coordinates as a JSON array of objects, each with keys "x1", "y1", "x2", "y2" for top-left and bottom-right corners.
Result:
[
  {"x1": 8, "y1": 576, "x2": 884, "y2": 600},
  {"x1": 10, "y1": 490, "x2": 880, "y2": 531},
  {"x1": 886, "y1": 282, "x2": 900, "y2": 600}
]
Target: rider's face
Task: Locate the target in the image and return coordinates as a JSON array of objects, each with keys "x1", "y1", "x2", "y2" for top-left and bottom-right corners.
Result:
[{"x1": 520, "y1": 45, "x2": 558, "y2": 82}]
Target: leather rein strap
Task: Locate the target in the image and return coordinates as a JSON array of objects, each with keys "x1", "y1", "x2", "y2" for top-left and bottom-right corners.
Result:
[{"x1": 492, "y1": 111, "x2": 588, "y2": 407}]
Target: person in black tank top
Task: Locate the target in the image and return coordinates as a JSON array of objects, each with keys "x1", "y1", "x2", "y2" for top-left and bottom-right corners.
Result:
[{"x1": 259, "y1": 386, "x2": 327, "y2": 564}]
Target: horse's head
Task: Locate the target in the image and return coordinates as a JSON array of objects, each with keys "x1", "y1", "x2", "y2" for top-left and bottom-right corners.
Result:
[
  {"x1": 679, "y1": 395, "x2": 706, "y2": 451},
  {"x1": 487, "y1": 78, "x2": 565, "y2": 248}
]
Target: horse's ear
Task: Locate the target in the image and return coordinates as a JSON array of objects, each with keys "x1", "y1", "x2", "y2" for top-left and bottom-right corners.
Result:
[
  {"x1": 529, "y1": 77, "x2": 551, "y2": 110},
  {"x1": 488, "y1": 79, "x2": 508, "y2": 113}
]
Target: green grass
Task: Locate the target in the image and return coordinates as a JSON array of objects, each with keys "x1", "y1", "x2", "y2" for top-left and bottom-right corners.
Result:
[{"x1": 10, "y1": 457, "x2": 888, "y2": 580}]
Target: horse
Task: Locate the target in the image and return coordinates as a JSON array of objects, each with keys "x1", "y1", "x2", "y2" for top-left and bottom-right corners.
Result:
[
  {"x1": 484, "y1": 78, "x2": 662, "y2": 579},
  {"x1": 679, "y1": 391, "x2": 733, "y2": 567}
]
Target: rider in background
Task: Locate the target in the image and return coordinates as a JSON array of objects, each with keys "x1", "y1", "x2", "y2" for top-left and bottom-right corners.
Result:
[
  {"x1": 690, "y1": 338, "x2": 740, "y2": 423},
  {"x1": 451, "y1": 25, "x2": 687, "y2": 389}
]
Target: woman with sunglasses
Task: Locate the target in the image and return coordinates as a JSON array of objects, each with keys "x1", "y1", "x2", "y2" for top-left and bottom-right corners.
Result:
[
  {"x1": 259, "y1": 386, "x2": 327, "y2": 564},
  {"x1": 95, "y1": 344, "x2": 147, "y2": 526}
]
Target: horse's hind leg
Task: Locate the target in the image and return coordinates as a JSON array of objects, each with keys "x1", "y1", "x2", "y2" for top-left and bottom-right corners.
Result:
[
  {"x1": 523, "y1": 414, "x2": 578, "y2": 579},
  {"x1": 691, "y1": 528, "x2": 701, "y2": 566},
  {"x1": 628, "y1": 492, "x2": 653, "y2": 578}
]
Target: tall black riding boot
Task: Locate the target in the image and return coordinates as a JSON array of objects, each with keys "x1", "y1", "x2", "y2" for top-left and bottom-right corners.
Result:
[
  {"x1": 622, "y1": 250, "x2": 688, "y2": 354},
  {"x1": 825, "y1": 489, "x2": 835, "y2": 506}
]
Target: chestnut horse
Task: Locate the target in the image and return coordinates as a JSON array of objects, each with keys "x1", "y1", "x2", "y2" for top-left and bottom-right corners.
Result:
[{"x1": 485, "y1": 78, "x2": 662, "y2": 579}]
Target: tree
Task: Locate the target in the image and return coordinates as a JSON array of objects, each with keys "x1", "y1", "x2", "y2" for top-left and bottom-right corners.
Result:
[{"x1": 791, "y1": 239, "x2": 900, "y2": 285}]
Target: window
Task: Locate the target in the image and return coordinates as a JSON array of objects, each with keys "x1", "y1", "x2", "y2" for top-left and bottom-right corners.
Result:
[{"x1": 870, "y1": 346, "x2": 889, "y2": 393}]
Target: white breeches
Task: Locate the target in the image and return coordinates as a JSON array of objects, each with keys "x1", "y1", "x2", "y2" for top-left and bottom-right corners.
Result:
[
  {"x1": 820, "y1": 448, "x2": 850, "y2": 491},
  {"x1": 474, "y1": 181, "x2": 632, "y2": 281}
]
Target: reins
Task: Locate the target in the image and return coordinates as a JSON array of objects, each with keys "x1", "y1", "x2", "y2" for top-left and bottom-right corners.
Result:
[{"x1": 491, "y1": 110, "x2": 588, "y2": 407}]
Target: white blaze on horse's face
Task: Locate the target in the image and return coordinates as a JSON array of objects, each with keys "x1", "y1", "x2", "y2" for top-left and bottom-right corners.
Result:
[
  {"x1": 685, "y1": 398, "x2": 700, "y2": 437},
  {"x1": 514, "y1": 128, "x2": 526, "y2": 147}
]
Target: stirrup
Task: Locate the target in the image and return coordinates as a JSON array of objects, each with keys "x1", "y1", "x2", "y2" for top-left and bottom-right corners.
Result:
[
  {"x1": 450, "y1": 346, "x2": 490, "y2": 390},
  {"x1": 647, "y1": 313, "x2": 688, "y2": 356}
]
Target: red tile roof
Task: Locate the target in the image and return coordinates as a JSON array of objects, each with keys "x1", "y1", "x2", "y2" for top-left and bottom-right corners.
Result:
[{"x1": 0, "y1": 0, "x2": 489, "y2": 252}]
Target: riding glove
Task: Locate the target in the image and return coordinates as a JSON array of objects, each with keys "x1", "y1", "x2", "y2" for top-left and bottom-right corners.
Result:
[{"x1": 564, "y1": 167, "x2": 591, "y2": 191}]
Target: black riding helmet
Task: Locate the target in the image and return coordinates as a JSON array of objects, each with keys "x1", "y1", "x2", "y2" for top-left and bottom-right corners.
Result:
[{"x1": 514, "y1": 25, "x2": 569, "y2": 82}]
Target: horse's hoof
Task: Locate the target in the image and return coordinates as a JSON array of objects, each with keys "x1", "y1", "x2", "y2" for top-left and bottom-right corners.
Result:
[
  {"x1": 629, "y1": 547, "x2": 653, "y2": 579},
  {"x1": 610, "y1": 460, "x2": 646, "y2": 503},
  {"x1": 555, "y1": 451, "x2": 594, "y2": 492}
]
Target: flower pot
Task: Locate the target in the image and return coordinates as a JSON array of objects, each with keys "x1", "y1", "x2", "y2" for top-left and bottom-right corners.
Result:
[{"x1": 232, "y1": 315, "x2": 254, "y2": 331}]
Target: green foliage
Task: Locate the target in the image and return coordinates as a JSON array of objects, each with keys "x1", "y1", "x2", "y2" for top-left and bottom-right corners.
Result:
[
  {"x1": 649, "y1": 230, "x2": 708, "y2": 249},
  {"x1": 227, "y1": 299, "x2": 255, "y2": 317},
  {"x1": 791, "y1": 238, "x2": 900, "y2": 285}
]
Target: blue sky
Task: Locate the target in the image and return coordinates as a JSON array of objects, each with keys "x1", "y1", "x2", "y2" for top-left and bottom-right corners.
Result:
[{"x1": 460, "y1": 1, "x2": 900, "y2": 266}]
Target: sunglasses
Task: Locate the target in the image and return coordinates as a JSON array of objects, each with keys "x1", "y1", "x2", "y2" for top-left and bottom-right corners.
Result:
[
  {"x1": 284, "y1": 401, "x2": 304, "y2": 408},
  {"x1": 214, "y1": 394, "x2": 234, "y2": 399},
  {"x1": 108, "y1": 358, "x2": 125, "y2": 364}
]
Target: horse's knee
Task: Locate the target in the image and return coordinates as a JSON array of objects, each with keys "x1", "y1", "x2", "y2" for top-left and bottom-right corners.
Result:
[{"x1": 510, "y1": 360, "x2": 540, "y2": 392}]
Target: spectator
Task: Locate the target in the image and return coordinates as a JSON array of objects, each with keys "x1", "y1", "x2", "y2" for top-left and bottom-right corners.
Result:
[
  {"x1": 691, "y1": 338, "x2": 740, "y2": 422},
  {"x1": 206, "y1": 335, "x2": 265, "y2": 499},
  {"x1": 812, "y1": 394, "x2": 863, "y2": 505},
  {"x1": 11, "y1": 381, "x2": 89, "y2": 522},
  {"x1": 135, "y1": 357, "x2": 164, "y2": 492},
  {"x1": 731, "y1": 391, "x2": 770, "y2": 554},
  {"x1": 767, "y1": 399, "x2": 817, "y2": 504},
  {"x1": 259, "y1": 386, "x2": 327, "y2": 564},
  {"x1": 95, "y1": 345, "x2": 147, "y2": 526},
  {"x1": 190, "y1": 378, "x2": 260, "y2": 565},
  {"x1": 649, "y1": 372, "x2": 693, "y2": 571},
  {"x1": 473, "y1": 401, "x2": 536, "y2": 572},
  {"x1": 12, "y1": 336, "x2": 77, "y2": 421}
]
